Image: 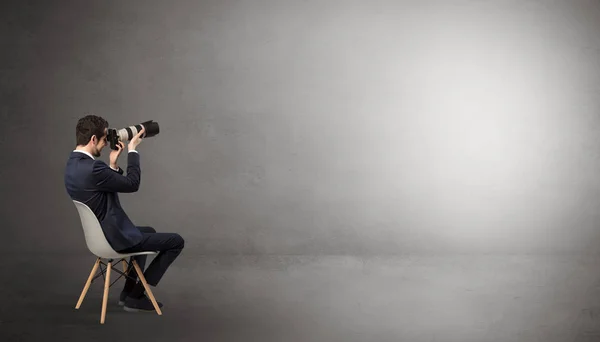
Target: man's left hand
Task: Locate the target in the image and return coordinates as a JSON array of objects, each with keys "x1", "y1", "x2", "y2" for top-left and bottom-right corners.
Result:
[{"x1": 109, "y1": 141, "x2": 125, "y2": 169}]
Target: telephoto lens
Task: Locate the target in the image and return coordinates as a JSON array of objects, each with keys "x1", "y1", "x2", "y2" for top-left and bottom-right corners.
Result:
[{"x1": 107, "y1": 120, "x2": 159, "y2": 150}]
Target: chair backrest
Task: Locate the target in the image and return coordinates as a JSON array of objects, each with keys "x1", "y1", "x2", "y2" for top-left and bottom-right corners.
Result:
[{"x1": 72, "y1": 200, "x2": 121, "y2": 258}]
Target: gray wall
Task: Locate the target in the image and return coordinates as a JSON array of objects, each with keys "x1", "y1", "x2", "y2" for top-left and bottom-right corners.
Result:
[{"x1": 2, "y1": 0, "x2": 600, "y2": 255}]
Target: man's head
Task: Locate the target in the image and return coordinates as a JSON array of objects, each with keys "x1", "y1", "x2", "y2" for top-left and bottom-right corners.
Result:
[{"x1": 75, "y1": 114, "x2": 109, "y2": 157}]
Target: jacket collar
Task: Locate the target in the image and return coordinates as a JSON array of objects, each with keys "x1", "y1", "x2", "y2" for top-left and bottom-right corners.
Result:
[{"x1": 72, "y1": 149, "x2": 95, "y2": 160}]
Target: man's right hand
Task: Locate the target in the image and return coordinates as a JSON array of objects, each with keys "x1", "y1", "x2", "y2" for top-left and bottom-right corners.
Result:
[{"x1": 128, "y1": 126, "x2": 146, "y2": 150}]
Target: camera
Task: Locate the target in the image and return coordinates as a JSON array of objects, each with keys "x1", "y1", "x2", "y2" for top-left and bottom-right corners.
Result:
[{"x1": 107, "y1": 120, "x2": 160, "y2": 150}]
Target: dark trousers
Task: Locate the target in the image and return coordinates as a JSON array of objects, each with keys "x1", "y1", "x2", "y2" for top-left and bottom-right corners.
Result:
[{"x1": 119, "y1": 226, "x2": 185, "y2": 287}]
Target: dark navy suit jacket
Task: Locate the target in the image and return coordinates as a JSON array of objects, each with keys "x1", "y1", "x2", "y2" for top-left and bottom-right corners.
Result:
[{"x1": 64, "y1": 149, "x2": 143, "y2": 252}]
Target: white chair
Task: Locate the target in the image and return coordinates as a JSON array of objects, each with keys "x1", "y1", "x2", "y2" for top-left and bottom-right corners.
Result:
[{"x1": 71, "y1": 200, "x2": 162, "y2": 324}]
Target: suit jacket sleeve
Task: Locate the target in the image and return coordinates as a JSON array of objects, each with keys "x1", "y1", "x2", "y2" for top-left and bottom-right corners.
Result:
[{"x1": 91, "y1": 152, "x2": 141, "y2": 193}]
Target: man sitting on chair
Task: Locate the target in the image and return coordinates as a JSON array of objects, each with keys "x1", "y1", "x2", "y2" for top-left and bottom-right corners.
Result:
[{"x1": 64, "y1": 114, "x2": 185, "y2": 312}]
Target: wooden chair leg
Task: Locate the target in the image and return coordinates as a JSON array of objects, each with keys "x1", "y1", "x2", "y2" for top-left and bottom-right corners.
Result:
[
  {"x1": 132, "y1": 260, "x2": 162, "y2": 315},
  {"x1": 75, "y1": 258, "x2": 101, "y2": 309},
  {"x1": 100, "y1": 261, "x2": 112, "y2": 324},
  {"x1": 122, "y1": 259, "x2": 128, "y2": 273}
]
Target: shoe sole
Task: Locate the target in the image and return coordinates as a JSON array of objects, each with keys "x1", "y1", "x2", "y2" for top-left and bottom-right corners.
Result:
[
  {"x1": 123, "y1": 306, "x2": 157, "y2": 313},
  {"x1": 121, "y1": 300, "x2": 163, "y2": 311}
]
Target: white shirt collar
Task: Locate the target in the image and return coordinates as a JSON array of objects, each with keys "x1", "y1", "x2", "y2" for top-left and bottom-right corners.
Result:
[{"x1": 73, "y1": 149, "x2": 95, "y2": 160}]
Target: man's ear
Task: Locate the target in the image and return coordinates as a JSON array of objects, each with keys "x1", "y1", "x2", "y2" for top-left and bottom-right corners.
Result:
[{"x1": 90, "y1": 135, "x2": 97, "y2": 145}]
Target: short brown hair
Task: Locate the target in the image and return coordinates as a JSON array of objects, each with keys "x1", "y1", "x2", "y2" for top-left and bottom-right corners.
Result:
[{"x1": 76, "y1": 114, "x2": 108, "y2": 146}]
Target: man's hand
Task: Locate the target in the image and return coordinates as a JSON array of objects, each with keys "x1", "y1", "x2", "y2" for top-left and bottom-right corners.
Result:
[
  {"x1": 109, "y1": 141, "x2": 125, "y2": 169},
  {"x1": 128, "y1": 126, "x2": 145, "y2": 150}
]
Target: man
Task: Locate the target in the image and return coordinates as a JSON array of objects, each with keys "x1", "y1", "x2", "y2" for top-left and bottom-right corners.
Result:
[{"x1": 64, "y1": 114, "x2": 184, "y2": 312}]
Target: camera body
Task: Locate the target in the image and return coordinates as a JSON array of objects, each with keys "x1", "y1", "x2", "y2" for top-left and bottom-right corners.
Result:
[{"x1": 107, "y1": 120, "x2": 160, "y2": 150}]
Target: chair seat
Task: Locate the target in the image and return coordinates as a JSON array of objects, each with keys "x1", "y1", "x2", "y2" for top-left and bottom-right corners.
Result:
[{"x1": 96, "y1": 250, "x2": 159, "y2": 259}]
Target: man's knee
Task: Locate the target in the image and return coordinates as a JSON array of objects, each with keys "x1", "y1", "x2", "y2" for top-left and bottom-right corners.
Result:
[{"x1": 174, "y1": 233, "x2": 185, "y2": 249}]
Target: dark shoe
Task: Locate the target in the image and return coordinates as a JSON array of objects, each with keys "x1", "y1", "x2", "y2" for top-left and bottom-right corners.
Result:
[
  {"x1": 123, "y1": 295, "x2": 164, "y2": 312},
  {"x1": 118, "y1": 291, "x2": 129, "y2": 306},
  {"x1": 118, "y1": 290, "x2": 163, "y2": 306}
]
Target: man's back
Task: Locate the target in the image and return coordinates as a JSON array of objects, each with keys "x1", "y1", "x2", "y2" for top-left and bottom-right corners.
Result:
[{"x1": 65, "y1": 150, "x2": 143, "y2": 252}]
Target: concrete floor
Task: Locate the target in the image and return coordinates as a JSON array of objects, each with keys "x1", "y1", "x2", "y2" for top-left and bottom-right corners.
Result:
[{"x1": 3, "y1": 253, "x2": 600, "y2": 342}]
